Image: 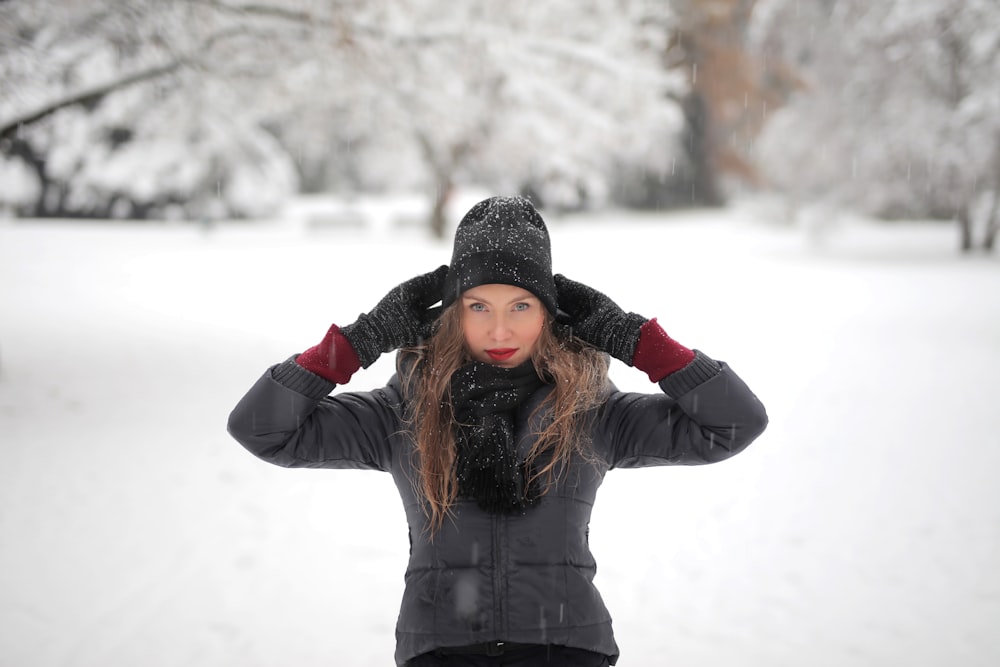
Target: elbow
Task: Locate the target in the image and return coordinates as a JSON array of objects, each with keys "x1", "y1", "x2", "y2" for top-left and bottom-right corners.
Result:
[
  {"x1": 226, "y1": 405, "x2": 283, "y2": 465},
  {"x1": 226, "y1": 404, "x2": 254, "y2": 449},
  {"x1": 728, "y1": 404, "x2": 769, "y2": 458},
  {"x1": 739, "y1": 407, "x2": 769, "y2": 452},
  {"x1": 743, "y1": 396, "x2": 769, "y2": 441},
  {"x1": 700, "y1": 406, "x2": 768, "y2": 464},
  {"x1": 226, "y1": 370, "x2": 314, "y2": 468}
]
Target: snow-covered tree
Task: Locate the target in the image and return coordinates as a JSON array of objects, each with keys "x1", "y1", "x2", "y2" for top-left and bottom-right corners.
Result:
[
  {"x1": 656, "y1": 0, "x2": 794, "y2": 207},
  {"x1": 0, "y1": 1, "x2": 298, "y2": 218},
  {"x1": 752, "y1": 0, "x2": 1000, "y2": 251},
  {"x1": 1, "y1": 0, "x2": 688, "y2": 231},
  {"x1": 235, "y1": 0, "x2": 687, "y2": 233}
]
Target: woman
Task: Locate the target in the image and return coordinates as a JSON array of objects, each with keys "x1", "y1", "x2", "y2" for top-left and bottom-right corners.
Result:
[{"x1": 228, "y1": 195, "x2": 768, "y2": 666}]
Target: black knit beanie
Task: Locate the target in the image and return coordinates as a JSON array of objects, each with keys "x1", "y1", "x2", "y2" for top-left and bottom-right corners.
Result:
[{"x1": 442, "y1": 196, "x2": 557, "y2": 315}]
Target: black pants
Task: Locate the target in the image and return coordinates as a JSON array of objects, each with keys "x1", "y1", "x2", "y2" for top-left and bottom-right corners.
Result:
[{"x1": 407, "y1": 644, "x2": 611, "y2": 667}]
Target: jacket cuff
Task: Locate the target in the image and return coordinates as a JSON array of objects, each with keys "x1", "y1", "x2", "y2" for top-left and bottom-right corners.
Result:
[
  {"x1": 631, "y1": 317, "x2": 696, "y2": 381},
  {"x1": 271, "y1": 356, "x2": 336, "y2": 400},
  {"x1": 657, "y1": 350, "x2": 722, "y2": 397},
  {"x1": 295, "y1": 323, "x2": 362, "y2": 383}
]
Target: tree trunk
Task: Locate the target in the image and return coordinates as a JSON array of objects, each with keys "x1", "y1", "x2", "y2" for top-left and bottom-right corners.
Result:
[
  {"x1": 5, "y1": 137, "x2": 50, "y2": 216},
  {"x1": 983, "y1": 136, "x2": 1000, "y2": 253},
  {"x1": 429, "y1": 179, "x2": 453, "y2": 240},
  {"x1": 984, "y1": 216, "x2": 999, "y2": 252},
  {"x1": 957, "y1": 206, "x2": 974, "y2": 252},
  {"x1": 681, "y1": 91, "x2": 725, "y2": 207},
  {"x1": 414, "y1": 130, "x2": 471, "y2": 240},
  {"x1": 983, "y1": 190, "x2": 999, "y2": 252}
]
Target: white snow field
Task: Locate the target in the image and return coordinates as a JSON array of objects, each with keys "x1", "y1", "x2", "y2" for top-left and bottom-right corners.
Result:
[{"x1": 1, "y1": 200, "x2": 998, "y2": 667}]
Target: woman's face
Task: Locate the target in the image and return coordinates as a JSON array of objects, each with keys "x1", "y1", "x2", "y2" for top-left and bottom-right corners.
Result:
[{"x1": 461, "y1": 284, "x2": 545, "y2": 367}]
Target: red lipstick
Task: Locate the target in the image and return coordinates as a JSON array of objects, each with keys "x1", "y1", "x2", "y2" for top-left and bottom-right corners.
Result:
[{"x1": 486, "y1": 348, "x2": 517, "y2": 362}]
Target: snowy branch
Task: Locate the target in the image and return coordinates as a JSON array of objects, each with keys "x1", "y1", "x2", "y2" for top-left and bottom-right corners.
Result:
[
  {"x1": 0, "y1": 61, "x2": 183, "y2": 142},
  {"x1": 0, "y1": 26, "x2": 250, "y2": 142}
]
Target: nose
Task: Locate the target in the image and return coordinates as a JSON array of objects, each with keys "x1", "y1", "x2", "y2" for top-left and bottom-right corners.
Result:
[{"x1": 489, "y1": 312, "x2": 512, "y2": 341}]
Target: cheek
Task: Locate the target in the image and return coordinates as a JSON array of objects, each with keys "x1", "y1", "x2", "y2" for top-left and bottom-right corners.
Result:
[
  {"x1": 460, "y1": 313, "x2": 482, "y2": 346},
  {"x1": 522, "y1": 315, "x2": 545, "y2": 345}
]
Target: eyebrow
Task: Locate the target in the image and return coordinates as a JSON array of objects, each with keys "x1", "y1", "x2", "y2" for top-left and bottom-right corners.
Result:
[{"x1": 462, "y1": 291, "x2": 538, "y2": 305}]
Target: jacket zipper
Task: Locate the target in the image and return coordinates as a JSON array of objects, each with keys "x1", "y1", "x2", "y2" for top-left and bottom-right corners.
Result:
[{"x1": 492, "y1": 513, "x2": 506, "y2": 638}]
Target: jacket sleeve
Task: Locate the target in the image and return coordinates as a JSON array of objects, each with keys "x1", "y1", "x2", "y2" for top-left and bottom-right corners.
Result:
[
  {"x1": 596, "y1": 351, "x2": 768, "y2": 469},
  {"x1": 226, "y1": 357, "x2": 401, "y2": 471}
]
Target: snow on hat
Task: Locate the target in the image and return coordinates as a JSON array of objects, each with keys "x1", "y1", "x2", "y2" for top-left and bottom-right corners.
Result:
[{"x1": 442, "y1": 195, "x2": 557, "y2": 315}]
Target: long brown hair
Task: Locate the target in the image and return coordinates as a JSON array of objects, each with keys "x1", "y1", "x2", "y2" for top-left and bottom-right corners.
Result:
[{"x1": 399, "y1": 303, "x2": 609, "y2": 535}]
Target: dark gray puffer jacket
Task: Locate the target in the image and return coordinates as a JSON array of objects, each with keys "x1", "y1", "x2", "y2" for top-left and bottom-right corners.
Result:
[{"x1": 227, "y1": 351, "x2": 767, "y2": 666}]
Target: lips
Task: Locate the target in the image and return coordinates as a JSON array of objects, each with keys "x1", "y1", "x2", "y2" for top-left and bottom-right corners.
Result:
[{"x1": 486, "y1": 348, "x2": 517, "y2": 362}]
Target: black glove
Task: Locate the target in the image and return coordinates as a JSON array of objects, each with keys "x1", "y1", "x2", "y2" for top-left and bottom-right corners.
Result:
[
  {"x1": 554, "y1": 274, "x2": 648, "y2": 365},
  {"x1": 341, "y1": 265, "x2": 448, "y2": 368}
]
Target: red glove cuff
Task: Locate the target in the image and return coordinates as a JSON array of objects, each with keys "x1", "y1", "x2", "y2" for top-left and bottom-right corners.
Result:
[
  {"x1": 294, "y1": 324, "x2": 362, "y2": 385},
  {"x1": 631, "y1": 318, "x2": 696, "y2": 383}
]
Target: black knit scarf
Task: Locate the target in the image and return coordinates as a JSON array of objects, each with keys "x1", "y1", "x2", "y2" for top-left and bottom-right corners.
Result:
[{"x1": 450, "y1": 360, "x2": 545, "y2": 515}]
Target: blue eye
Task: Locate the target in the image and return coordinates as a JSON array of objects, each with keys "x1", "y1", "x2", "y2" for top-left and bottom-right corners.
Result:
[
  {"x1": 513, "y1": 303, "x2": 530, "y2": 312},
  {"x1": 470, "y1": 303, "x2": 486, "y2": 312}
]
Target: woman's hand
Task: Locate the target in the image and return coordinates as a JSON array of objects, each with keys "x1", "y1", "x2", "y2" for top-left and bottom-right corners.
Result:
[
  {"x1": 553, "y1": 274, "x2": 648, "y2": 365},
  {"x1": 341, "y1": 265, "x2": 449, "y2": 367}
]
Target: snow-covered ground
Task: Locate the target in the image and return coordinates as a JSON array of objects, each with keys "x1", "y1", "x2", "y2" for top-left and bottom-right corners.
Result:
[{"x1": 1, "y1": 200, "x2": 998, "y2": 667}]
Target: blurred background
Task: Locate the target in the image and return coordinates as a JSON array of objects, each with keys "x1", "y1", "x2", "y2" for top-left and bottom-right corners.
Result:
[
  {"x1": 3, "y1": 2, "x2": 1000, "y2": 667},
  {"x1": 2, "y1": 0, "x2": 998, "y2": 249}
]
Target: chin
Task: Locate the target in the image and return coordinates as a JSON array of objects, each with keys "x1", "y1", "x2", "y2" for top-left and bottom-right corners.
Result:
[{"x1": 478, "y1": 354, "x2": 525, "y2": 367}]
